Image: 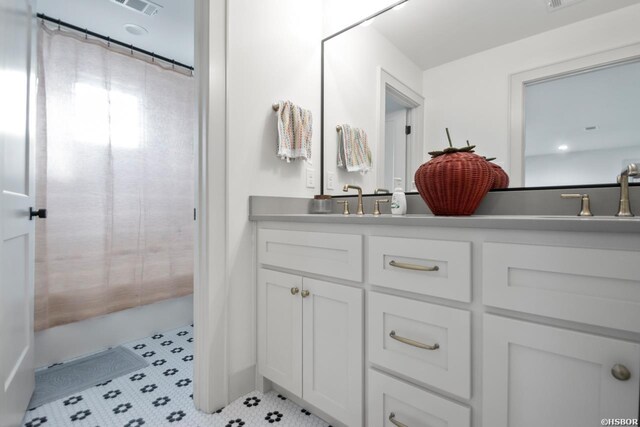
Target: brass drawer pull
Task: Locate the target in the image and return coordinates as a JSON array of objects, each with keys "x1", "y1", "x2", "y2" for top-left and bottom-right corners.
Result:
[
  {"x1": 389, "y1": 260, "x2": 439, "y2": 272},
  {"x1": 389, "y1": 412, "x2": 408, "y2": 427},
  {"x1": 390, "y1": 330, "x2": 440, "y2": 351}
]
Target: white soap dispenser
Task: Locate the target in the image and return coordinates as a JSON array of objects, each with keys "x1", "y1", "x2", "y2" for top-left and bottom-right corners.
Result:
[{"x1": 391, "y1": 178, "x2": 407, "y2": 215}]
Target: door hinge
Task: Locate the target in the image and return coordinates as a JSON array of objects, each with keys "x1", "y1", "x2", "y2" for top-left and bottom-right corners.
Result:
[
  {"x1": 194, "y1": 208, "x2": 196, "y2": 221},
  {"x1": 405, "y1": 125, "x2": 412, "y2": 135}
]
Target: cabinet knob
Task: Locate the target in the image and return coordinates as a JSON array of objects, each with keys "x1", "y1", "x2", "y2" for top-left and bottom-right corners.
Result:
[
  {"x1": 301, "y1": 290, "x2": 310, "y2": 298},
  {"x1": 611, "y1": 364, "x2": 631, "y2": 381},
  {"x1": 290, "y1": 287, "x2": 299, "y2": 296}
]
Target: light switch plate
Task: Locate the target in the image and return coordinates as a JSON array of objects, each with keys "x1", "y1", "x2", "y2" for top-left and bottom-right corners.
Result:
[
  {"x1": 327, "y1": 172, "x2": 336, "y2": 190},
  {"x1": 306, "y1": 168, "x2": 315, "y2": 188}
]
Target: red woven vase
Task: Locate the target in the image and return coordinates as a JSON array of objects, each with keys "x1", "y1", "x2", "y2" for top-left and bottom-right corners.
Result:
[
  {"x1": 490, "y1": 162, "x2": 509, "y2": 189},
  {"x1": 415, "y1": 152, "x2": 494, "y2": 216}
]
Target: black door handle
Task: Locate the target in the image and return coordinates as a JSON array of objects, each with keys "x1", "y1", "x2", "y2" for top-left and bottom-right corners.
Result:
[{"x1": 29, "y1": 208, "x2": 47, "y2": 220}]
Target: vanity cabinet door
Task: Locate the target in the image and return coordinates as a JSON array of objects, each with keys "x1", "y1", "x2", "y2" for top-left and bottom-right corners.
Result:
[
  {"x1": 483, "y1": 314, "x2": 640, "y2": 427},
  {"x1": 258, "y1": 269, "x2": 303, "y2": 396},
  {"x1": 302, "y1": 278, "x2": 363, "y2": 427}
]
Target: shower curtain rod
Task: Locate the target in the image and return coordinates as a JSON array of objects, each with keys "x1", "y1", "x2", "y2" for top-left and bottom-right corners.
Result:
[{"x1": 37, "y1": 13, "x2": 194, "y2": 72}]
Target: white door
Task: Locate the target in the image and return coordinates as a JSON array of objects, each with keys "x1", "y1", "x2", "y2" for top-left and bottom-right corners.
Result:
[
  {"x1": 0, "y1": 1, "x2": 37, "y2": 426},
  {"x1": 483, "y1": 314, "x2": 640, "y2": 427},
  {"x1": 302, "y1": 278, "x2": 363, "y2": 427},
  {"x1": 384, "y1": 109, "x2": 407, "y2": 191},
  {"x1": 257, "y1": 269, "x2": 303, "y2": 396}
]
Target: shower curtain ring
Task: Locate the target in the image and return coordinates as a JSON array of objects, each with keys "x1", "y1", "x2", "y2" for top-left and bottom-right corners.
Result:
[
  {"x1": 130, "y1": 44, "x2": 133, "y2": 55},
  {"x1": 151, "y1": 53, "x2": 155, "y2": 63},
  {"x1": 84, "y1": 28, "x2": 88, "y2": 39},
  {"x1": 107, "y1": 36, "x2": 111, "y2": 47},
  {"x1": 171, "y1": 59, "x2": 175, "y2": 70},
  {"x1": 57, "y1": 19, "x2": 61, "y2": 30}
]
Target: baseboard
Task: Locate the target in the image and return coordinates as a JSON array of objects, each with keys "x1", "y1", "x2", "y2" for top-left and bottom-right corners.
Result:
[
  {"x1": 229, "y1": 365, "x2": 256, "y2": 403},
  {"x1": 34, "y1": 295, "x2": 194, "y2": 368},
  {"x1": 270, "y1": 382, "x2": 346, "y2": 427}
]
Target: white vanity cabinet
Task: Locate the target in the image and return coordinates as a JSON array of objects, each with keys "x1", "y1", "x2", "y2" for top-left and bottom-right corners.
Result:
[
  {"x1": 257, "y1": 268, "x2": 363, "y2": 427},
  {"x1": 483, "y1": 314, "x2": 640, "y2": 427},
  {"x1": 254, "y1": 219, "x2": 640, "y2": 427}
]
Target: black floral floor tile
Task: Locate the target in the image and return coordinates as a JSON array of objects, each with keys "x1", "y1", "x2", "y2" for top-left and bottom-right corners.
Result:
[{"x1": 22, "y1": 325, "x2": 330, "y2": 426}]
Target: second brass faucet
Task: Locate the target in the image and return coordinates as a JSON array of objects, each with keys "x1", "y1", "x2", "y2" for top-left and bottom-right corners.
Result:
[
  {"x1": 343, "y1": 184, "x2": 364, "y2": 215},
  {"x1": 617, "y1": 163, "x2": 639, "y2": 217}
]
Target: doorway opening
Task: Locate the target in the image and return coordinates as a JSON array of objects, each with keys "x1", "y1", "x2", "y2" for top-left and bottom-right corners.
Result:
[{"x1": 377, "y1": 68, "x2": 424, "y2": 192}]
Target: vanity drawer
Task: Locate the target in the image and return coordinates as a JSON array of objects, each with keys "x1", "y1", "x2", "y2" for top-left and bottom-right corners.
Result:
[
  {"x1": 368, "y1": 236, "x2": 471, "y2": 302},
  {"x1": 368, "y1": 369, "x2": 471, "y2": 427},
  {"x1": 258, "y1": 228, "x2": 363, "y2": 282},
  {"x1": 368, "y1": 292, "x2": 471, "y2": 399},
  {"x1": 483, "y1": 242, "x2": 640, "y2": 332}
]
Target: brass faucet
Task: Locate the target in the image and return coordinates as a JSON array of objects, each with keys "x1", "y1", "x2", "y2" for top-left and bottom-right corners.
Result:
[
  {"x1": 337, "y1": 200, "x2": 350, "y2": 215},
  {"x1": 343, "y1": 184, "x2": 364, "y2": 215},
  {"x1": 616, "y1": 163, "x2": 639, "y2": 217},
  {"x1": 560, "y1": 194, "x2": 593, "y2": 216},
  {"x1": 373, "y1": 199, "x2": 390, "y2": 216}
]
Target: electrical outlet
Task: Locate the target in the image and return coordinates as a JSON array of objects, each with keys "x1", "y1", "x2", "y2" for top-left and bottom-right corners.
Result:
[
  {"x1": 306, "y1": 168, "x2": 315, "y2": 188},
  {"x1": 327, "y1": 172, "x2": 336, "y2": 190}
]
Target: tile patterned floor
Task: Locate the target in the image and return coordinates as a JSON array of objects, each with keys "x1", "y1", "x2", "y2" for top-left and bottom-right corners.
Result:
[{"x1": 23, "y1": 326, "x2": 331, "y2": 427}]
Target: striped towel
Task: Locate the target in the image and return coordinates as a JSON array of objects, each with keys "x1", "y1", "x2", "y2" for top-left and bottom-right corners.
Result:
[
  {"x1": 337, "y1": 124, "x2": 372, "y2": 173},
  {"x1": 276, "y1": 100, "x2": 313, "y2": 163}
]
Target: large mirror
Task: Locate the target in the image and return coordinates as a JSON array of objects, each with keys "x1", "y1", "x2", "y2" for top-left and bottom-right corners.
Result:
[{"x1": 322, "y1": 0, "x2": 640, "y2": 195}]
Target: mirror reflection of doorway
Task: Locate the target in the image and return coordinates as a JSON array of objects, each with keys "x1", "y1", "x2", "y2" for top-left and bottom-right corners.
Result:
[
  {"x1": 378, "y1": 69, "x2": 424, "y2": 193},
  {"x1": 384, "y1": 90, "x2": 413, "y2": 191},
  {"x1": 524, "y1": 57, "x2": 640, "y2": 187}
]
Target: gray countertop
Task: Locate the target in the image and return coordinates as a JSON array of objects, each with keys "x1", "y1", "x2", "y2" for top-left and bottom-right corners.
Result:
[
  {"x1": 250, "y1": 212, "x2": 640, "y2": 233},
  {"x1": 249, "y1": 192, "x2": 640, "y2": 233}
]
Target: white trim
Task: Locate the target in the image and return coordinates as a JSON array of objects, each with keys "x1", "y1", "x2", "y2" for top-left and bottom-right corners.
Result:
[
  {"x1": 193, "y1": 0, "x2": 229, "y2": 413},
  {"x1": 376, "y1": 67, "x2": 424, "y2": 191},
  {"x1": 509, "y1": 42, "x2": 640, "y2": 187}
]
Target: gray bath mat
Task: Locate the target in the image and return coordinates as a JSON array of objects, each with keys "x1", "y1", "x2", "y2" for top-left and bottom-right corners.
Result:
[{"x1": 29, "y1": 346, "x2": 148, "y2": 409}]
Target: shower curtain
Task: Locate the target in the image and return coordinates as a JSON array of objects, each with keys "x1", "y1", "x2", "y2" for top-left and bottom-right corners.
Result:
[{"x1": 35, "y1": 25, "x2": 195, "y2": 331}]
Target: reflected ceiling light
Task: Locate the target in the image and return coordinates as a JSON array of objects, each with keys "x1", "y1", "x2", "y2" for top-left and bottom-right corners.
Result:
[
  {"x1": 393, "y1": 3, "x2": 407, "y2": 10},
  {"x1": 124, "y1": 23, "x2": 148, "y2": 36},
  {"x1": 361, "y1": 18, "x2": 374, "y2": 27},
  {"x1": 558, "y1": 144, "x2": 569, "y2": 151}
]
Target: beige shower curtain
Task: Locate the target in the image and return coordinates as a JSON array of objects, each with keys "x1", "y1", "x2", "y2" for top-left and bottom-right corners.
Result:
[{"x1": 35, "y1": 25, "x2": 195, "y2": 331}]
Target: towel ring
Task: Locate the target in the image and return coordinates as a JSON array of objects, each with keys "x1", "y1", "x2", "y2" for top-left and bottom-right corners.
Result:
[
  {"x1": 272, "y1": 103, "x2": 280, "y2": 111},
  {"x1": 336, "y1": 125, "x2": 342, "y2": 132}
]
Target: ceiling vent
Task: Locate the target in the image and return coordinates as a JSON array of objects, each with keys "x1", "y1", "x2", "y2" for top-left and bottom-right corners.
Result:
[
  {"x1": 111, "y1": 0, "x2": 163, "y2": 17},
  {"x1": 547, "y1": 0, "x2": 585, "y2": 12}
]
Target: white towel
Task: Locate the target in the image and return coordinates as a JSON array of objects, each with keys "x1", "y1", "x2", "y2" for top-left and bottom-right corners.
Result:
[
  {"x1": 337, "y1": 124, "x2": 372, "y2": 173},
  {"x1": 276, "y1": 100, "x2": 312, "y2": 163}
]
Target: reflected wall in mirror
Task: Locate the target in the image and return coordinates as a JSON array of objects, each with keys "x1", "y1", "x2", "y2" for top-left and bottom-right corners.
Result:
[{"x1": 322, "y1": 0, "x2": 640, "y2": 195}]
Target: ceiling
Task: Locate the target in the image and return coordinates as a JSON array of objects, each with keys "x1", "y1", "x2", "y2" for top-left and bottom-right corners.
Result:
[
  {"x1": 37, "y1": 0, "x2": 194, "y2": 66},
  {"x1": 524, "y1": 59, "x2": 640, "y2": 157},
  {"x1": 371, "y1": 0, "x2": 640, "y2": 70}
]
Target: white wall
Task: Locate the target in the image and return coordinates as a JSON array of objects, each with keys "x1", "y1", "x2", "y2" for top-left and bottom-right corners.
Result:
[
  {"x1": 322, "y1": 0, "x2": 398, "y2": 37},
  {"x1": 324, "y1": 25, "x2": 423, "y2": 194},
  {"x1": 226, "y1": 0, "x2": 323, "y2": 399},
  {"x1": 35, "y1": 295, "x2": 193, "y2": 368},
  {"x1": 422, "y1": 3, "x2": 640, "y2": 178}
]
